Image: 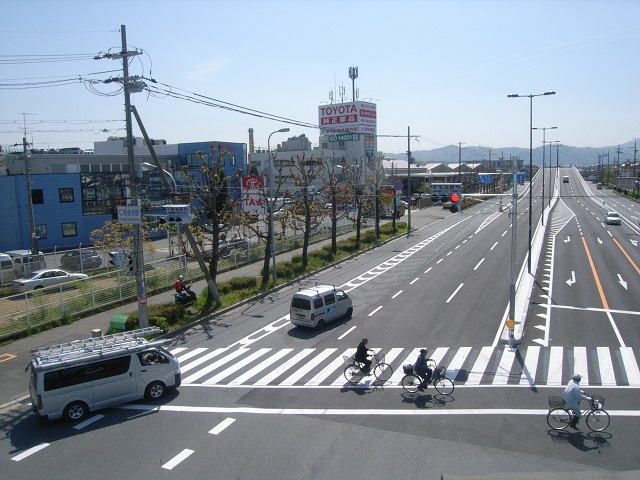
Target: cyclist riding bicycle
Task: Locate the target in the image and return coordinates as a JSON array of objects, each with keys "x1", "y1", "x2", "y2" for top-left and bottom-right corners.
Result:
[
  {"x1": 354, "y1": 338, "x2": 373, "y2": 373},
  {"x1": 415, "y1": 349, "x2": 433, "y2": 391},
  {"x1": 563, "y1": 373, "x2": 592, "y2": 429}
]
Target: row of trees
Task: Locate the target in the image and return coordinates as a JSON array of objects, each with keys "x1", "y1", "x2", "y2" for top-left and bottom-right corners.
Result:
[{"x1": 91, "y1": 144, "x2": 407, "y2": 306}]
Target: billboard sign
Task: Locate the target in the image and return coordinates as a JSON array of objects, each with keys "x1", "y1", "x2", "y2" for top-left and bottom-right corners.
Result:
[
  {"x1": 318, "y1": 101, "x2": 377, "y2": 135},
  {"x1": 241, "y1": 176, "x2": 266, "y2": 215}
]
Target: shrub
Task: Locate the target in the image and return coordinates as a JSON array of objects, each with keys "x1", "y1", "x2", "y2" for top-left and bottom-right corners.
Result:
[{"x1": 309, "y1": 249, "x2": 334, "y2": 262}]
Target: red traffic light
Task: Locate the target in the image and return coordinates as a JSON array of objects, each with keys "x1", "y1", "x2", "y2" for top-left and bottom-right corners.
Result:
[{"x1": 450, "y1": 193, "x2": 460, "y2": 203}]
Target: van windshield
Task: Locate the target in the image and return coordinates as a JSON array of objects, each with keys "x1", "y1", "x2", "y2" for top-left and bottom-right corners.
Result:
[{"x1": 291, "y1": 297, "x2": 311, "y2": 310}]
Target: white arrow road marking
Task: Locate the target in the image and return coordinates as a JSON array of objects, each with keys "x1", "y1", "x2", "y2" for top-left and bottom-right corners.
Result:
[
  {"x1": 566, "y1": 271, "x2": 576, "y2": 286},
  {"x1": 564, "y1": 236, "x2": 570, "y2": 243},
  {"x1": 598, "y1": 238, "x2": 603, "y2": 244},
  {"x1": 631, "y1": 239, "x2": 638, "y2": 247},
  {"x1": 618, "y1": 274, "x2": 628, "y2": 290}
]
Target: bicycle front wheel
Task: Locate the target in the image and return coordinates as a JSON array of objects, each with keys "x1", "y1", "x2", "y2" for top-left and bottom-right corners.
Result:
[
  {"x1": 586, "y1": 409, "x2": 610, "y2": 432},
  {"x1": 547, "y1": 408, "x2": 571, "y2": 430},
  {"x1": 434, "y1": 376, "x2": 454, "y2": 395},
  {"x1": 344, "y1": 363, "x2": 365, "y2": 384},
  {"x1": 373, "y1": 362, "x2": 393, "y2": 383},
  {"x1": 401, "y1": 374, "x2": 421, "y2": 393}
]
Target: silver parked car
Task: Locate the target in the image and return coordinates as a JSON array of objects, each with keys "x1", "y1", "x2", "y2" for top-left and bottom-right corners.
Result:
[{"x1": 12, "y1": 269, "x2": 88, "y2": 293}]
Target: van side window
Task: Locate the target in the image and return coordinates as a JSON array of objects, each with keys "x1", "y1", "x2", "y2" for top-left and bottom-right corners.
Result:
[
  {"x1": 324, "y1": 294, "x2": 335, "y2": 306},
  {"x1": 313, "y1": 298, "x2": 324, "y2": 309},
  {"x1": 336, "y1": 290, "x2": 348, "y2": 301},
  {"x1": 43, "y1": 356, "x2": 131, "y2": 391}
]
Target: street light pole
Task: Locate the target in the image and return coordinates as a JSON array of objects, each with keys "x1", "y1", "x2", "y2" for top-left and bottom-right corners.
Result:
[
  {"x1": 267, "y1": 128, "x2": 290, "y2": 284},
  {"x1": 508, "y1": 91, "x2": 556, "y2": 274},
  {"x1": 532, "y1": 126, "x2": 557, "y2": 226}
]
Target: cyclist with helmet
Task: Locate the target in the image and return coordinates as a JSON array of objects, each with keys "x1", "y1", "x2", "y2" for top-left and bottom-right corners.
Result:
[{"x1": 174, "y1": 275, "x2": 185, "y2": 294}]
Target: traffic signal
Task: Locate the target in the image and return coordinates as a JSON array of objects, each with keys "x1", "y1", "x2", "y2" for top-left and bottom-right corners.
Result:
[
  {"x1": 439, "y1": 192, "x2": 450, "y2": 203},
  {"x1": 450, "y1": 192, "x2": 461, "y2": 213},
  {"x1": 123, "y1": 250, "x2": 134, "y2": 274},
  {"x1": 108, "y1": 251, "x2": 123, "y2": 268},
  {"x1": 430, "y1": 192, "x2": 440, "y2": 203}
]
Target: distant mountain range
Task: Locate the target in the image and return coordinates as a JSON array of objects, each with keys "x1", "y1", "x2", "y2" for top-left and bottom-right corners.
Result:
[{"x1": 383, "y1": 139, "x2": 638, "y2": 168}]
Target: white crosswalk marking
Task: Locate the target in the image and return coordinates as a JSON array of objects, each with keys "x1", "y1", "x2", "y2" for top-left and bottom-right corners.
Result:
[
  {"x1": 203, "y1": 349, "x2": 272, "y2": 385},
  {"x1": 547, "y1": 346, "x2": 563, "y2": 386},
  {"x1": 620, "y1": 347, "x2": 640, "y2": 386},
  {"x1": 597, "y1": 347, "x2": 616, "y2": 386},
  {"x1": 279, "y1": 349, "x2": 337, "y2": 386},
  {"x1": 446, "y1": 347, "x2": 470, "y2": 381},
  {"x1": 573, "y1": 347, "x2": 589, "y2": 385},
  {"x1": 253, "y1": 349, "x2": 315, "y2": 386},
  {"x1": 466, "y1": 346, "x2": 493, "y2": 385},
  {"x1": 229, "y1": 349, "x2": 293, "y2": 386},
  {"x1": 520, "y1": 345, "x2": 539, "y2": 386},
  {"x1": 182, "y1": 348, "x2": 248, "y2": 384},
  {"x1": 493, "y1": 347, "x2": 516, "y2": 385},
  {"x1": 171, "y1": 345, "x2": 640, "y2": 389}
]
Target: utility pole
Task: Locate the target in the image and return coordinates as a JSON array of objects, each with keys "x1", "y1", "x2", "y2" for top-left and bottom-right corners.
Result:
[
  {"x1": 21, "y1": 114, "x2": 39, "y2": 255},
  {"x1": 631, "y1": 139, "x2": 638, "y2": 197},
  {"x1": 105, "y1": 25, "x2": 149, "y2": 328},
  {"x1": 406, "y1": 126, "x2": 412, "y2": 237}
]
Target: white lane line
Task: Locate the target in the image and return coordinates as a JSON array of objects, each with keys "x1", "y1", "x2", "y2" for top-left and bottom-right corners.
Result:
[
  {"x1": 446, "y1": 283, "x2": 464, "y2": 303},
  {"x1": 73, "y1": 414, "x2": 105, "y2": 430},
  {"x1": 424, "y1": 267, "x2": 432, "y2": 274},
  {"x1": 368, "y1": 306, "x2": 383, "y2": 316},
  {"x1": 209, "y1": 417, "x2": 236, "y2": 435},
  {"x1": 162, "y1": 449, "x2": 194, "y2": 470},
  {"x1": 119, "y1": 404, "x2": 640, "y2": 417},
  {"x1": 12, "y1": 443, "x2": 50, "y2": 461},
  {"x1": 410, "y1": 278, "x2": 419, "y2": 285},
  {"x1": 338, "y1": 326, "x2": 357, "y2": 340},
  {"x1": 473, "y1": 258, "x2": 484, "y2": 271},
  {"x1": 490, "y1": 241, "x2": 499, "y2": 251}
]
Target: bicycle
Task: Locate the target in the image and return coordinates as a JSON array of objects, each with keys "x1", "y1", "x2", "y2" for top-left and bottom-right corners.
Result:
[
  {"x1": 401, "y1": 359, "x2": 454, "y2": 395},
  {"x1": 343, "y1": 350, "x2": 394, "y2": 384},
  {"x1": 546, "y1": 393, "x2": 610, "y2": 432}
]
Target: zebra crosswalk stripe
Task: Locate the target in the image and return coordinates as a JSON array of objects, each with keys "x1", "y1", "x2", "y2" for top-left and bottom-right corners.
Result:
[{"x1": 171, "y1": 345, "x2": 640, "y2": 388}]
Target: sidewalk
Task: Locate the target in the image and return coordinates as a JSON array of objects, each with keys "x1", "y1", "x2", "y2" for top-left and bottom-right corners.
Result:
[{"x1": 0, "y1": 208, "x2": 446, "y2": 407}]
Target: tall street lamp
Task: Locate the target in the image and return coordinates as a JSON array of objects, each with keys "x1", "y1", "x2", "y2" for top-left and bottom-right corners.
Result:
[
  {"x1": 267, "y1": 127, "x2": 290, "y2": 284},
  {"x1": 508, "y1": 91, "x2": 556, "y2": 274},
  {"x1": 141, "y1": 162, "x2": 177, "y2": 193},
  {"x1": 532, "y1": 126, "x2": 557, "y2": 226}
]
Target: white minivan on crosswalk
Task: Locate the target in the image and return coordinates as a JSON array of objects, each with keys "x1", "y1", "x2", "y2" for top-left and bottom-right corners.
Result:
[{"x1": 290, "y1": 284, "x2": 353, "y2": 330}]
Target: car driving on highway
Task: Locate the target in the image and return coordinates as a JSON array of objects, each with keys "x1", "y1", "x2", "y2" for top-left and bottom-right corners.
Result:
[{"x1": 604, "y1": 211, "x2": 621, "y2": 225}]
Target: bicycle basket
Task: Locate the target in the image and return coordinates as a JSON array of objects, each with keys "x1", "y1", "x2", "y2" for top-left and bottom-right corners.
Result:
[
  {"x1": 435, "y1": 365, "x2": 446, "y2": 377},
  {"x1": 403, "y1": 364, "x2": 414, "y2": 375},
  {"x1": 548, "y1": 396, "x2": 565, "y2": 409},
  {"x1": 591, "y1": 395, "x2": 605, "y2": 409}
]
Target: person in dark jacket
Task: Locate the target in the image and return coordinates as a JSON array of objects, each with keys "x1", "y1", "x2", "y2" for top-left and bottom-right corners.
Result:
[
  {"x1": 354, "y1": 338, "x2": 373, "y2": 373},
  {"x1": 415, "y1": 349, "x2": 433, "y2": 391}
]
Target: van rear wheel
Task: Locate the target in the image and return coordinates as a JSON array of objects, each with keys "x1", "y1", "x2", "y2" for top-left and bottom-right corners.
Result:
[
  {"x1": 315, "y1": 319, "x2": 325, "y2": 331},
  {"x1": 64, "y1": 401, "x2": 88, "y2": 421},
  {"x1": 145, "y1": 381, "x2": 166, "y2": 400}
]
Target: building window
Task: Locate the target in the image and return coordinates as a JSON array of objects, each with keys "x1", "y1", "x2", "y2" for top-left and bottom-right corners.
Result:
[
  {"x1": 59, "y1": 188, "x2": 74, "y2": 203},
  {"x1": 62, "y1": 222, "x2": 77, "y2": 237},
  {"x1": 35, "y1": 224, "x2": 47, "y2": 240},
  {"x1": 185, "y1": 153, "x2": 209, "y2": 167},
  {"x1": 80, "y1": 173, "x2": 127, "y2": 216},
  {"x1": 32, "y1": 189, "x2": 44, "y2": 204}
]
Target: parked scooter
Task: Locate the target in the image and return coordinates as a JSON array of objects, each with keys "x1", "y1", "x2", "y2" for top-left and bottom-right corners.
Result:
[{"x1": 175, "y1": 284, "x2": 197, "y2": 305}]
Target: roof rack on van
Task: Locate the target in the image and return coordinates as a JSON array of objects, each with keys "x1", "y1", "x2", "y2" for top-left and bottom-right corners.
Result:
[
  {"x1": 30, "y1": 327, "x2": 168, "y2": 371},
  {"x1": 296, "y1": 283, "x2": 337, "y2": 296}
]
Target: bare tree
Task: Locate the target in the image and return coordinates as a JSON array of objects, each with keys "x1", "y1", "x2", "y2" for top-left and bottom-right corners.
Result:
[{"x1": 319, "y1": 152, "x2": 352, "y2": 254}]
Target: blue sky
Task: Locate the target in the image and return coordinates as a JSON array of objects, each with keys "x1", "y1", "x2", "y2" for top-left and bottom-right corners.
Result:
[{"x1": 1, "y1": 0, "x2": 639, "y2": 155}]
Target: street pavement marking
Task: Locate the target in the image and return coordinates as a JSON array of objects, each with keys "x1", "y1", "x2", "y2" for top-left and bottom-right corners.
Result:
[
  {"x1": 209, "y1": 417, "x2": 236, "y2": 435},
  {"x1": 118, "y1": 404, "x2": 640, "y2": 417},
  {"x1": 73, "y1": 414, "x2": 104, "y2": 430},
  {"x1": 0, "y1": 353, "x2": 16, "y2": 363},
  {"x1": 11, "y1": 443, "x2": 49, "y2": 461},
  {"x1": 162, "y1": 449, "x2": 194, "y2": 470}
]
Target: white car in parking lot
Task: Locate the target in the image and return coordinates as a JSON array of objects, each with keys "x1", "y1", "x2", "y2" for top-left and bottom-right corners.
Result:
[
  {"x1": 12, "y1": 269, "x2": 88, "y2": 293},
  {"x1": 604, "y1": 211, "x2": 621, "y2": 225}
]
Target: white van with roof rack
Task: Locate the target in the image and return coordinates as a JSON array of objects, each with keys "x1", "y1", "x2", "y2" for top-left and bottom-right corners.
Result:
[
  {"x1": 290, "y1": 284, "x2": 353, "y2": 330},
  {"x1": 28, "y1": 327, "x2": 181, "y2": 421}
]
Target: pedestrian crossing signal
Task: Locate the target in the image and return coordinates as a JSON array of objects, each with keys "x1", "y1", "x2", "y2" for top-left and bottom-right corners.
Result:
[{"x1": 123, "y1": 250, "x2": 134, "y2": 274}]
